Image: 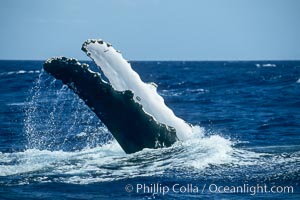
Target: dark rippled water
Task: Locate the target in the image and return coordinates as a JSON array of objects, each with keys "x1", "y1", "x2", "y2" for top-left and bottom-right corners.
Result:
[{"x1": 0, "y1": 60, "x2": 300, "y2": 199}]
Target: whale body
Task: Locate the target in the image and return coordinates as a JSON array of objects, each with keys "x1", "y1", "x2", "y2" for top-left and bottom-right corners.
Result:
[{"x1": 43, "y1": 39, "x2": 193, "y2": 153}]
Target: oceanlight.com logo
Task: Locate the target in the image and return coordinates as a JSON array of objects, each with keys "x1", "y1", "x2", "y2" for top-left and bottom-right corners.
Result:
[{"x1": 125, "y1": 183, "x2": 294, "y2": 196}]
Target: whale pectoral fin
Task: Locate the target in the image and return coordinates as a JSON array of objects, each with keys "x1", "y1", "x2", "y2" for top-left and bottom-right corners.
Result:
[{"x1": 43, "y1": 57, "x2": 179, "y2": 154}]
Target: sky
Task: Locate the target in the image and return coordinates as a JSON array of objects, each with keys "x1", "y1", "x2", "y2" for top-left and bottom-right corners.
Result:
[{"x1": 0, "y1": 0, "x2": 299, "y2": 60}]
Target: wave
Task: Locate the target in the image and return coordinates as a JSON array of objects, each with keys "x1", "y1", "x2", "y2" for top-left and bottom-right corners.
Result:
[
  {"x1": 0, "y1": 127, "x2": 236, "y2": 184},
  {"x1": 1, "y1": 129, "x2": 299, "y2": 185},
  {"x1": 256, "y1": 63, "x2": 277, "y2": 68},
  {"x1": 160, "y1": 88, "x2": 209, "y2": 97},
  {"x1": 0, "y1": 70, "x2": 40, "y2": 76}
]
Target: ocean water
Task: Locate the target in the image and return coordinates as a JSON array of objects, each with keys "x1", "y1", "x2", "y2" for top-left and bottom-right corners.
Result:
[{"x1": 0, "y1": 60, "x2": 300, "y2": 199}]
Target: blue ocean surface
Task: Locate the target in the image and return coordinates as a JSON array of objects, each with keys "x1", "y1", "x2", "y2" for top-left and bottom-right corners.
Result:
[{"x1": 0, "y1": 60, "x2": 300, "y2": 199}]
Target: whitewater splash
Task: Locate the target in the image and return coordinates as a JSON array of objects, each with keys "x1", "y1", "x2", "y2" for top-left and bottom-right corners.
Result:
[
  {"x1": 0, "y1": 130, "x2": 240, "y2": 184},
  {"x1": 24, "y1": 71, "x2": 112, "y2": 151}
]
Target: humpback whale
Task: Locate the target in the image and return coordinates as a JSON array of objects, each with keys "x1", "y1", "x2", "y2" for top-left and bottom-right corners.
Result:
[{"x1": 43, "y1": 39, "x2": 193, "y2": 154}]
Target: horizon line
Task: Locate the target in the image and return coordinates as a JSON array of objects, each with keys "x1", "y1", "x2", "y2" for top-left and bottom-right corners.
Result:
[{"x1": 1, "y1": 59, "x2": 300, "y2": 62}]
